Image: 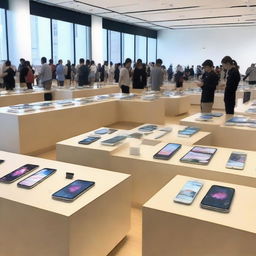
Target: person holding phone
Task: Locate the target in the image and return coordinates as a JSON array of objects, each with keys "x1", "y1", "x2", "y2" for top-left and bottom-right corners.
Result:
[
  {"x1": 196, "y1": 60, "x2": 219, "y2": 113},
  {"x1": 221, "y1": 56, "x2": 241, "y2": 115}
]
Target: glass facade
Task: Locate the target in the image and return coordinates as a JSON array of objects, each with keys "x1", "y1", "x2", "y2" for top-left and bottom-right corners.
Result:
[
  {"x1": 122, "y1": 33, "x2": 134, "y2": 63},
  {"x1": 52, "y1": 19, "x2": 74, "y2": 64},
  {"x1": 135, "y1": 35, "x2": 147, "y2": 63},
  {"x1": 108, "y1": 30, "x2": 121, "y2": 64},
  {"x1": 31, "y1": 15, "x2": 51, "y2": 65},
  {"x1": 148, "y1": 37, "x2": 157, "y2": 63},
  {"x1": 0, "y1": 8, "x2": 7, "y2": 61}
]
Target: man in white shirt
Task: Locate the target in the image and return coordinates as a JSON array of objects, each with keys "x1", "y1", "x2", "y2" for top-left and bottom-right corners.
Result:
[
  {"x1": 119, "y1": 58, "x2": 132, "y2": 94},
  {"x1": 37, "y1": 57, "x2": 52, "y2": 90}
]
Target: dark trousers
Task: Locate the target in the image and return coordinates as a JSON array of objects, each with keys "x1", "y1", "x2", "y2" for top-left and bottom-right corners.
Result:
[
  {"x1": 121, "y1": 85, "x2": 130, "y2": 94},
  {"x1": 26, "y1": 83, "x2": 33, "y2": 89},
  {"x1": 225, "y1": 101, "x2": 235, "y2": 115}
]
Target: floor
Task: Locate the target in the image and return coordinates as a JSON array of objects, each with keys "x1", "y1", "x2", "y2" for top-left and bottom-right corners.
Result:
[{"x1": 36, "y1": 105, "x2": 202, "y2": 256}]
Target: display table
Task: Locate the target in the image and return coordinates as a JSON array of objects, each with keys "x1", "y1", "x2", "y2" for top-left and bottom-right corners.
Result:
[
  {"x1": 53, "y1": 85, "x2": 120, "y2": 100},
  {"x1": 0, "y1": 151, "x2": 131, "y2": 256},
  {"x1": 143, "y1": 175, "x2": 256, "y2": 256},
  {"x1": 162, "y1": 95, "x2": 190, "y2": 116},
  {"x1": 0, "y1": 89, "x2": 51, "y2": 107},
  {"x1": 56, "y1": 125, "x2": 212, "y2": 171},
  {"x1": 0, "y1": 98, "x2": 165, "y2": 155},
  {"x1": 235, "y1": 99, "x2": 256, "y2": 117}
]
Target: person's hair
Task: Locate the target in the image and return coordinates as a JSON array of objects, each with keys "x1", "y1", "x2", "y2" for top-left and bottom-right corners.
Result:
[
  {"x1": 41, "y1": 57, "x2": 47, "y2": 64},
  {"x1": 124, "y1": 58, "x2": 132, "y2": 65},
  {"x1": 221, "y1": 56, "x2": 233, "y2": 65},
  {"x1": 25, "y1": 61, "x2": 31, "y2": 67},
  {"x1": 86, "y1": 59, "x2": 91, "y2": 65},
  {"x1": 67, "y1": 60, "x2": 71, "y2": 64},
  {"x1": 79, "y1": 58, "x2": 85, "y2": 64},
  {"x1": 110, "y1": 61, "x2": 113, "y2": 65},
  {"x1": 137, "y1": 59, "x2": 142, "y2": 64},
  {"x1": 156, "y1": 59, "x2": 163, "y2": 65},
  {"x1": 49, "y1": 59, "x2": 53, "y2": 64},
  {"x1": 58, "y1": 59, "x2": 62, "y2": 64},
  {"x1": 20, "y1": 58, "x2": 25, "y2": 62},
  {"x1": 91, "y1": 60, "x2": 95, "y2": 65},
  {"x1": 5, "y1": 60, "x2": 11, "y2": 66},
  {"x1": 202, "y1": 59, "x2": 214, "y2": 68}
]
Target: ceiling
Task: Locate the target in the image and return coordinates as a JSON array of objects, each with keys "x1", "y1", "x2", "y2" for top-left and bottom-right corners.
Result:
[{"x1": 35, "y1": 0, "x2": 256, "y2": 30}]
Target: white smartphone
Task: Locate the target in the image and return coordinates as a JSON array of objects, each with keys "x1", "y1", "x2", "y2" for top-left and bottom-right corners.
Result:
[
  {"x1": 226, "y1": 152, "x2": 247, "y2": 170},
  {"x1": 174, "y1": 180, "x2": 203, "y2": 205}
]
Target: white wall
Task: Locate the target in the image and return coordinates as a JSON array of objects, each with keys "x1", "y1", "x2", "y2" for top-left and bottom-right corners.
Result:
[
  {"x1": 91, "y1": 15, "x2": 103, "y2": 64},
  {"x1": 157, "y1": 27, "x2": 256, "y2": 74},
  {"x1": 7, "y1": 0, "x2": 31, "y2": 67}
]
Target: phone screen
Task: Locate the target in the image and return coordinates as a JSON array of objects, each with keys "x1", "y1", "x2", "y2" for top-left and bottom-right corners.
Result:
[
  {"x1": 174, "y1": 180, "x2": 203, "y2": 204},
  {"x1": 226, "y1": 152, "x2": 247, "y2": 169},
  {"x1": 18, "y1": 168, "x2": 56, "y2": 188},
  {"x1": 79, "y1": 137, "x2": 100, "y2": 145},
  {"x1": 201, "y1": 185, "x2": 235, "y2": 212},
  {"x1": 138, "y1": 125, "x2": 158, "y2": 132},
  {"x1": 0, "y1": 164, "x2": 39, "y2": 183},
  {"x1": 101, "y1": 136, "x2": 127, "y2": 145},
  {"x1": 192, "y1": 146, "x2": 217, "y2": 154},
  {"x1": 154, "y1": 143, "x2": 181, "y2": 159},
  {"x1": 52, "y1": 180, "x2": 95, "y2": 201},
  {"x1": 94, "y1": 128, "x2": 109, "y2": 135}
]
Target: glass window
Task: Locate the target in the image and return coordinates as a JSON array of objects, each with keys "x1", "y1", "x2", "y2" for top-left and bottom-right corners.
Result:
[
  {"x1": 102, "y1": 29, "x2": 108, "y2": 62},
  {"x1": 75, "y1": 24, "x2": 90, "y2": 64},
  {"x1": 122, "y1": 33, "x2": 134, "y2": 63},
  {"x1": 108, "y1": 30, "x2": 121, "y2": 64},
  {"x1": 148, "y1": 38, "x2": 157, "y2": 63},
  {"x1": 0, "y1": 8, "x2": 7, "y2": 61},
  {"x1": 52, "y1": 19, "x2": 74, "y2": 64},
  {"x1": 31, "y1": 15, "x2": 51, "y2": 65},
  {"x1": 135, "y1": 35, "x2": 147, "y2": 63}
]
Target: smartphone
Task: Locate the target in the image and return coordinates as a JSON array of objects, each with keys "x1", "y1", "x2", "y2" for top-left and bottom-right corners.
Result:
[
  {"x1": 94, "y1": 128, "x2": 117, "y2": 135},
  {"x1": 153, "y1": 143, "x2": 181, "y2": 160},
  {"x1": 174, "y1": 180, "x2": 203, "y2": 205},
  {"x1": 178, "y1": 127, "x2": 200, "y2": 137},
  {"x1": 180, "y1": 146, "x2": 217, "y2": 165},
  {"x1": 226, "y1": 152, "x2": 247, "y2": 170},
  {"x1": 101, "y1": 135, "x2": 127, "y2": 146},
  {"x1": 52, "y1": 180, "x2": 95, "y2": 202},
  {"x1": 138, "y1": 125, "x2": 158, "y2": 132},
  {"x1": 0, "y1": 160, "x2": 4, "y2": 164},
  {"x1": 78, "y1": 136, "x2": 100, "y2": 145},
  {"x1": 200, "y1": 185, "x2": 235, "y2": 213},
  {"x1": 17, "y1": 168, "x2": 56, "y2": 189},
  {"x1": 0, "y1": 164, "x2": 39, "y2": 183}
]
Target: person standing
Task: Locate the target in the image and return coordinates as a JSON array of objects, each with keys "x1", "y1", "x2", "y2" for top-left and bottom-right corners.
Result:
[
  {"x1": 133, "y1": 61, "x2": 147, "y2": 89},
  {"x1": 1, "y1": 60, "x2": 16, "y2": 90},
  {"x1": 119, "y1": 58, "x2": 132, "y2": 94},
  {"x1": 114, "y1": 63, "x2": 121, "y2": 83},
  {"x1": 108, "y1": 62, "x2": 115, "y2": 83},
  {"x1": 89, "y1": 60, "x2": 97, "y2": 86},
  {"x1": 221, "y1": 56, "x2": 241, "y2": 115},
  {"x1": 167, "y1": 64, "x2": 173, "y2": 81},
  {"x1": 244, "y1": 64, "x2": 256, "y2": 85},
  {"x1": 19, "y1": 58, "x2": 27, "y2": 88},
  {"x1": 174, "y1": 65, "x2": 184, "y2": 91},
  {"x1": 56, "y1": 60, "x2": 65, "y2": 87},
  {"x1": 78, "y1": 58, "x2": 89, "y2": 86},
  {"x1": 196, "y1": 60, "x2": 219, "y2": 113},
  {"x1": 49, "y1": 59, "x2": 56, "y2": 80},
  {"x1": 65, "y1": 60, "x2": 72, "y2": 86},
  {"x1": 150, "y1": 59, "x2": 164, "y2": 91},
  {"x1": 37, "y1": 57, "x2": 52, "y2": 90},
  {"x1": 24, "y1": 61, "x2": 34, "y2": 90}
]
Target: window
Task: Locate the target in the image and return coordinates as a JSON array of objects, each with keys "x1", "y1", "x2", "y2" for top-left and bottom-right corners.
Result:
[
  {"x1": 31, "y1": 15, "x2": 51, "y2": 65},
  {"x1": 108, "y1": 30, "x2": 121, "y2": 64},
  {"x1": 52, "y1": 19, "x2": 74, "y2": 64},
  {"x1": 122, "y1": 33, "x2": 134, "y2": 63},
  {"x1": 102, "y1": 29, "x2": 108, "y2": 62},
  {"x1": 0, "y1": 8, "x2": 7, "y2": 61},
  {"x1": 148, "y1": 38, "x2": 157, "y2": 63},
  {"x1": 135, "y1": 35, "x2": 147, "y2": 63},
  {"x1": 75, "y1": 24, "x2": 90, "y2": 64}
]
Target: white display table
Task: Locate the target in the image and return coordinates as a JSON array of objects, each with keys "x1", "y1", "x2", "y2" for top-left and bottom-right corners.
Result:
[
  {"x1": 0, "y1": 89, "x2": 51, "y2": 107},
  {"x1": 53, "y1": 85, "x2": 120, "y2": 100},
  {"x1": 235, "y1": 99, "x2": 256, "y2": 117},
  {"x1": 0, "y1": 151, "x2": 131, "y2": 256},
  {"x1": 143, "y1": 175, "x2": 256, "y2": 256}
]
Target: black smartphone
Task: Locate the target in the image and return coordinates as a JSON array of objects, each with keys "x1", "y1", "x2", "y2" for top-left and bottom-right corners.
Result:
[
  {"x1": 0, "y1": 160, "x2": 4, "y2": 164},
  {"x1": 101, "y1": 136, "x2": 127, "y2": 146},
  {"x1": 17, "y1": 168, "x2": 56, "y2": 189},
  {"x1": 52, "y1": 180, "x2": 95, "y2": 202},
  {"x1": 0, "y1": 164, "x2": 39, "y2": 183},
  {"x1": 200, "y1": 185, "x2": 235, "y2": 213},
  {"x1": 153, "y1": 143, "x2": 182, "y2": 160},
  {"x1": 78, "y1": 137, "x2": 100, "y2": 145}
]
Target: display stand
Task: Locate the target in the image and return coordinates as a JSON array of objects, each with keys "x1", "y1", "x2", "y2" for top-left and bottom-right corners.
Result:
[
  {"x1": 0, "y1": 150, "x2": 131, "y2": 256},
  {"x1": 143, "y1": 175, "x2": 256, "y2": 256},
  {"x1": 162, "y1": 96, "x2": 190, "y2": 116}
]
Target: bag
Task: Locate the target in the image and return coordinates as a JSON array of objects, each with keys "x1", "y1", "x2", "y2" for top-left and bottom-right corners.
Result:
[
  {"x1": 44, "y1": 92, "x2": 52, "y2": 101},
  {"x1": 25, "y1": 69, "x2": 34, "y2": 83}
]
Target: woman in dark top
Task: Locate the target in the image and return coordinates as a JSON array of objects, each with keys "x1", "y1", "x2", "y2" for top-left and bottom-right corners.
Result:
[
  {"x1": 114, "y1": 64, "x2": 120, "y2": 83},
  {"x1": 133, "y1": 62, "x2": 147, "y2": 89},
  {"x1": 1, "y1": 61, "x2": 15, "y2": 90},
  {"x1": 221, "y1": 56, "x2": 241, "y2": 115},
  {"x1": 65, "y1": 60, "x2": 72, "y2": 85}
]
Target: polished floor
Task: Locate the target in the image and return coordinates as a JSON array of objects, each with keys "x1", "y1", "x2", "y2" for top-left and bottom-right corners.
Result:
[{"x1": 37, "y1": 105, "x2": 205, "y2": 256}]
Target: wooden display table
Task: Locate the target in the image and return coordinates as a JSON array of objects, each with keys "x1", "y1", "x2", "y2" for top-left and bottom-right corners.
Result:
[
  {"x1": 0, "y1": 151, "x2": 131, "y2": 256},
  {"x1": 53, "y1": 85, "x2": 120, "y2": 100},
  {"x1": 0, "y1": 98, "x2": 164, "y2": 155},
  {"x1": 0, "y1": 89, "x2": 51, "y2": 107},
  {"x1": 235, "y1": 99, "x2": 256, "y2": 117},
  {"x1": 143, "y1": 175, "x2": 256, "y2": 256},
  {"x1": 162, "y1": 95, "x2": 190, "y2": 116},
  {"x1": 56, "y1": 125, "x2": 212, "y2": 171}
]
